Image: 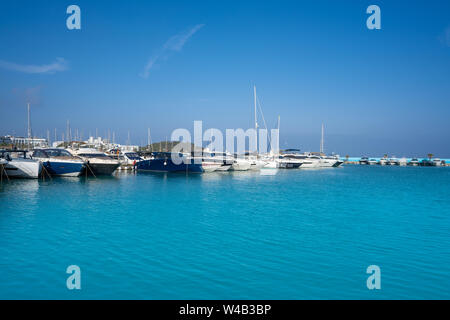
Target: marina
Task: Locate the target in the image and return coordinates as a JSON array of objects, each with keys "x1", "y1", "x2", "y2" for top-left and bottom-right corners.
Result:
[
  {"x1": 1, "y1": 145, "x2": 448, "y2": 181},
  {"x1": 1, "y1": 0, "x2": 449, "y2": 303}
]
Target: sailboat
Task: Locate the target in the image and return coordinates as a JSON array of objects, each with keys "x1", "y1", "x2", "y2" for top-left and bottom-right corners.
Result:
[{"x1": 317, "y1": 123, "x2": 343, "y2": 167}]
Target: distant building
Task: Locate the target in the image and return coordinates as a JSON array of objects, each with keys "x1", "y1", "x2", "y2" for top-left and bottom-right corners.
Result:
[
  {"x1": 120, "y1": 145, "x2": 139, "y2": 152},
  {"x1": 3, "y1": 135, "x2": 47, "y2": 147},
  {"x1": 0, "y1": 135, "x2": 12, "y2": 145}
]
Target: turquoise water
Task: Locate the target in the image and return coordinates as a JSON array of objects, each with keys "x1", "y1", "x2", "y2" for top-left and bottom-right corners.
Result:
[{"x1": 1, "y1": 166, "x2": 449, "y2": 299}]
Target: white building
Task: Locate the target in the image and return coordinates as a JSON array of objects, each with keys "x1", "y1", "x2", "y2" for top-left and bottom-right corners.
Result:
[{"x1": 4, "y1": 135, "x2": 47, "y2": 147}]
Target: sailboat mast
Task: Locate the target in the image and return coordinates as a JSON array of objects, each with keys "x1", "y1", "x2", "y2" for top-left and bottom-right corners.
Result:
[
  {"x1": 254, "y1": 86, "x2": 258, "y2": 131},
  {"x1": 320, "y1": 123, "x2": 324, "y2": 154},
  {"x1": 254, "y1": 86, "x2": 258, "y2": 154},
  {"x1": 27, "y1": 103, "x2": 31, "y2": 139}
]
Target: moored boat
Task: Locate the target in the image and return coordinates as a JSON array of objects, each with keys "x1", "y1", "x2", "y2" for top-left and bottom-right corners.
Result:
[
  {"x1": 389, "y1": 157, "x2": 400, "y2": 166},
  {"x1": 408, "y1": 158, "x2": 420, "y2": 166},
  {"x1": 359, "y1": 157, "x2": 369, "y2": 165},
  {"x1": 277, "y1": 154, "x2": 303, "y2": 169},
  {"x1": 420, "y1": 158, "x2": 436, "y2": 167},
  {"x1": 433, "y1": 158, "x2": 443, "y2": 167},
  {"x1": 108, "y1": 149, "x2": 143, "y2": 171},
  {"x1": 32, "y1": 148, "x2": 85, "y2": 177},
  {"x1": 71, "y1": 148, "x2": 120, "y2": 175},
  {"x1": 231, "y1": 157, "x2": 252, "y2": 171},
  {"x1": 136, "y1": 152, "x2": 203, "y2": 173},
  {"x1": 0, "y1": 150, "x2": 42, "y2": 179}
]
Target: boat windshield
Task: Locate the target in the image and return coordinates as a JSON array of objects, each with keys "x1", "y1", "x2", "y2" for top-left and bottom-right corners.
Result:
[
  {"x1": 40, "y1": 149, "x2": 73, "y2": 157},
  {"x1": 125, "y1": 152, "x2": 141, "y2": 160},
  {"x1": 79, "y1": 153, "x2": 108, "y2": 158}
]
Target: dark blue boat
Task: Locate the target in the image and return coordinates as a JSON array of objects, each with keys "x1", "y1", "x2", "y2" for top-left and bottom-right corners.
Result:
[
  {"x1": 136, "y1": 152, "x2": 203, "y2": 173},
  {"x1": 32, "y1": 149, "x2": 85, "y2": 176}
]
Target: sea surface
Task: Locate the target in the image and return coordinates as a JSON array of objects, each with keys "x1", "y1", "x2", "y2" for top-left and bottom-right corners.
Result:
[{"x1": 1, "y1": 166, "x2": 449, "y2": 299}]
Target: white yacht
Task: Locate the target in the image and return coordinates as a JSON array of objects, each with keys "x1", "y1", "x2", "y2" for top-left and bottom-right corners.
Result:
[
  {"x1": 231, "y1": 156, "x2": 252, "y2": 171},
  {"x1": 107, "y1": 149, "x2": 143, "y2": 170},
  {"x1": 368, "y1": 158, "x2": 378, "y2": 165},
  {"x1": 379, "y1": 158, "x2": 388, "y2": 165},
  {"x1": 0, "y1": 150, "x2": 42, "y2": 179},
  {"x1": 277, "y1": 153, "x2": 303, "y2": 169},
  {"x1": 317, "y1": 154, "x2": 343, "y2": 167},
  {"x1": 190, "y1": 153, "x2": 222, "y2": 172},
  {"x1": 399, "y1": 158, "x2": 408, "y2": 166},
  {"x1": 247, "y1": 155, "x2": 266, "y2": 170},
  {"x1": 433, "y1": 158, "x2": 443, "y2": 167},
  {"x1": 282, "y1": 150, "x2": 320, "y2": 168},
  {"x1": 204, "y1": 152, "x2": 233, "y2": 171}
]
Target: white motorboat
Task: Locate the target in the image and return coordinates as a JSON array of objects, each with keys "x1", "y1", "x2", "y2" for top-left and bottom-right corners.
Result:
[
  {"x1": 277, "y1": 154, "x2": 303, "y2": 169},
  {"x1": 231, "y1": 157, "x2": 252, "y2": 171},
  {"x1": 248, "y1": 156, "x2": 266, "y2": 170},
  {"x1": 201, "y1": 161, "x2": 222, "y2": 172},
  {"x1": 368, "y1": 159, "x2": 378, "y2": 165},
  {"x1": 202, "y1": 152, "x2": 233, "y2": 171},
  {"x1": 433, "y1": 158, "x2": 443, "y2": 167},
  {"x1": 399, "y1": 158, "x2": 408, "y2": 166},
  {"x1": 107, "y1": 149, "x2": 143, "y2": 171},
  {"x1": 318, "y1": 154, "x2": 343, "y2": 167},
  {"x1": 0, "y1": 150, "x2": 42, "y2": 178},
  {"x1": 263, "y1": 160, "x2": 278, "y2": 168},
  {"x1": 277, "y1": 150, "x2": 307, "y2": 168},
  {"x1": 379, "y1": 158, "x2": 388, "y2": 165}
]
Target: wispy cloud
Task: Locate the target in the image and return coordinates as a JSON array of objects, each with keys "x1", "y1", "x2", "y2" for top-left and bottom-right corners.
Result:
[
  {"x1": 0, "y1": 57, "x2": 68, "y2": 74},
  {"x1": 141, "y1": 24, "x2": 205, "y2": 78}
]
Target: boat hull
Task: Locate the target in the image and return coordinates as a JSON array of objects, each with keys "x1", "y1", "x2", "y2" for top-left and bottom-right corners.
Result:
[
  {"x1": 4, "y1": 159, "x2": 42, "y2": 179},
  {"x1": 137, "y1": 159, "x2": 204, "y2": 173},
  {"x1": 278, "y1": 161, "x2": 302, "y2": 169},
  {"x1": 231, "y1": 160, "x2": 251, "y2": 171},
  {"x1": 86, "y1": 162, "x2": 120, "y2": 175},
  {"x1": 298, "y1": 161, "x2": 319, "y2": 168},
  {"x1": 201, "y1": 162, "x2": 222, "y2": 172},
  {"x1": 42, "y1": 161, "x2": 85, "y2": 177},
  {"x1": 215, "y1": 164, "x2": 232, "y2": 171}
]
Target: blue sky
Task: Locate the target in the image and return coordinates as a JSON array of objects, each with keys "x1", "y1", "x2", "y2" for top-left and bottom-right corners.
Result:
[{"x1": 0, "y1": 0, "x2": 449, "y2": 156}]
